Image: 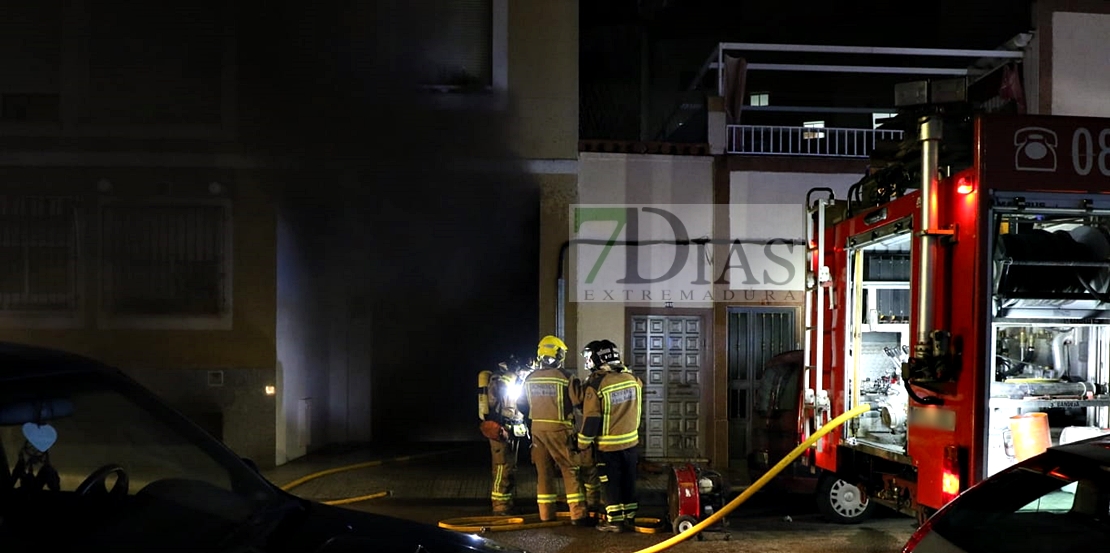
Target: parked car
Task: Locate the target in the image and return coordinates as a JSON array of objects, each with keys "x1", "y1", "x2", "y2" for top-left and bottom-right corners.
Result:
[
  {"x1": 749, "y1": 350, "x2": 876, "y2": 524},
  {"x1": 0, "y1": 342, "x2": 523, "y2": 552},
  {"x1": 902, "y1": 432, "x2": 1110, "y2": 553}
]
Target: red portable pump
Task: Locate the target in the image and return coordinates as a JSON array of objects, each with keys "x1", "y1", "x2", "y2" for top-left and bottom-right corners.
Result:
[{"x1": 666, "y1": 463, "x2": 729, "y2": 538}]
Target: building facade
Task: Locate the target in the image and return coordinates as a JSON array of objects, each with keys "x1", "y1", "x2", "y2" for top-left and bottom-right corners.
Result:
[{"x1": 0, "y1": 0, "x2": 577, "y2": 467}]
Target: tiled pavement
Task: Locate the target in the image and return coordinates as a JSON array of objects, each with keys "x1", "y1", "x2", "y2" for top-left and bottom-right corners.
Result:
[{"x1": 263, "y1": 441, "x2": 752, "y2": 505}]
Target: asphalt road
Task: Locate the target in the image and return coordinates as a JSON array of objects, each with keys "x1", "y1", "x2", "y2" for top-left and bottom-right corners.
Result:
[{"x1": 354, "y1": 493, "x2": 917, "y2": 553}]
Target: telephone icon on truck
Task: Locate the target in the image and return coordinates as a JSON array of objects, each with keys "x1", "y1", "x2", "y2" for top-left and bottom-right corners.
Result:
[{"x1": 1014, "y1": 126, "x2": 1058, "y2": 172}]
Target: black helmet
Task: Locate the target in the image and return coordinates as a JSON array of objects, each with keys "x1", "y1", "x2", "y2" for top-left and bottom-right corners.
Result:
[
  {"x1": 498, "y1": 354, "x2": 519, "y2": 372},
  {"x1": 582, "y1": 339, "x2": 622, "y2": 371}
]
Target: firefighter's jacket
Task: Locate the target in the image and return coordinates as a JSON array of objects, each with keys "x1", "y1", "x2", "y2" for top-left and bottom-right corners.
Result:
[
  {"x1": 577, "y1": 367, "x2": 643, "y2": 452},
  {"x1": 519, "y1": 367, "x2": 580, "y2": 432},
  {"x1": 482, "y1": 369, "x2": 524, "y2": 429}
]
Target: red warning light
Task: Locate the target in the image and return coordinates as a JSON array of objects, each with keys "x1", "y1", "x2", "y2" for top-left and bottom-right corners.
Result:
[{"x1": 956, "y1": 177, "x2": 975, "y2": 195}]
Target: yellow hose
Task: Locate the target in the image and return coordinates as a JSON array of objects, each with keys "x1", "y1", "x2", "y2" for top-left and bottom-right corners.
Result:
[
  {"x1": 322, "y1": 491, "x2": 391, "y2": 506},
  {"x1": 280, "y1": 448, "x2": 463, "y2": 492},
  {"x1": 629, "y1": 402, "x2": 871, "y2": 553},
  {"x1": 280, "y1": 448, "x2": 462, "y2": 507},
  {"x1": 439, "y1": 512, "x2": 575, "y2": 532},
  {"x1": 437, "y1": 512, "x2": 666, "y2": 534}
]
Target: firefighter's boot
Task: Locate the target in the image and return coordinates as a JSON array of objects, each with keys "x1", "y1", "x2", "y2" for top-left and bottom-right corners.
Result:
[
  {"x1": 571, "y1": 516, "x2": 596, "y2": 527},
  {"x1": 596, "y1": 519, "x2": 624, "y2": 533}
]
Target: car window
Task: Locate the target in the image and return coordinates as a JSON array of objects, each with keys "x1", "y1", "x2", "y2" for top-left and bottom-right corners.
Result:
[
  {"x1": 754, "y1": 357, "x2": 802, "y2": 413},
  {"x1": 0, "y1": 372, "x2": 272, "y2": 501},
  {"x1": 1018, "y1": 481, "x2": 1079, "y2": 513},
  {"x1": 0, "y1": 371, "x2": 281, "y2": 551},
  {"x1": 929, "y1": 464, "x2": 1110, "y2": 553},
  {"x1": 0, "y1": 387, "x2": 231, "y2": 493}
]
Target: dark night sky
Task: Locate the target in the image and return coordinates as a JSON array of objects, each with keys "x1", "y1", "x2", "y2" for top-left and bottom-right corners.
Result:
[{"x1": 583, "y1": 0, "x2": 1034, "y2": 48}]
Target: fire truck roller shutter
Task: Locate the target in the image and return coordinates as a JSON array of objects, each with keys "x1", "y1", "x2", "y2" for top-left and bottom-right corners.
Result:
[{"x1": 993, "y1": 226, "x2": 1110, "y2": 301}]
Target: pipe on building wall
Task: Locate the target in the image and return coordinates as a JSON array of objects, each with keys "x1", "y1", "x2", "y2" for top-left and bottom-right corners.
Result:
[
  {"x1": 915, "y1": 116, "x2": 942, "y2": 347},
  {"x1": 556, "y1": 241, "x2": 570, "y2": 339},
  {"x1": 556, "y1": 277, "x2": 566, "y2": 339}
]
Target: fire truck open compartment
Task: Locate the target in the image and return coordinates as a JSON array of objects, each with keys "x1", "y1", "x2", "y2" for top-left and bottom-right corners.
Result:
[
  {"x1": 843, "y1": 226, "x2": 913, "y2": 454},
  {"x1": 986, "y1": 198, "x2": 1110, "y2": 478}
]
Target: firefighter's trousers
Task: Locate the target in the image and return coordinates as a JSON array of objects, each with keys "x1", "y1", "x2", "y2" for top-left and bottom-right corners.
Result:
[
  {"x1": 488, "y1": 437, "x2": 518, "y2": 513},
  {"x1": 598, "y1": 447, "x2": 639, "y2": 524},
  {"x1": 530, "y1": 428, "x2": 587, "y2": 522},
  {"x1": 577, "y1": 444, "x2": 603, "y2": 513}
]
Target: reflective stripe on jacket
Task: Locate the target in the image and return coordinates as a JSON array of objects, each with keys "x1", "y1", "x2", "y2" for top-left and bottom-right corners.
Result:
[
  {"x1": 522, "y1": 368, "x2": 579, "y2": 432},
  {"x1": 577, "y1": 369, "x2": 643, "y2": 452}
]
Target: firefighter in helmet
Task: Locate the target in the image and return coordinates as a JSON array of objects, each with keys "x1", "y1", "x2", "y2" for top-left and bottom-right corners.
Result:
[
  {"x1": 517, "y1": 335, "x2": 591, "y2": 525},
  {"x1": 576, "y1": 339, "x2": 643, "y2": 532},
  {"x1": 478, "y1": 355, "x2": 529, "y2": 515}
]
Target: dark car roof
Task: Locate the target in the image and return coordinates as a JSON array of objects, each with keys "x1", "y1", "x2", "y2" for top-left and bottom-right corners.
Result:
[
  {"x1": 0, "y1": 342, "x2": 116, "y2": 380},
  {"x1": 1049, "y1": 433, "x2": 1110, "y2": 466}
]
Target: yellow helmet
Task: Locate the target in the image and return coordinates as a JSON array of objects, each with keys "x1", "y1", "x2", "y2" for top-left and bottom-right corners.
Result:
[{"x1": 536, "y1": 335, "x2": 568, "y2": 368}]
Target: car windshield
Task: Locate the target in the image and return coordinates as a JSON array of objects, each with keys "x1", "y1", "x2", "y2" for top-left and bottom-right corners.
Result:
[
  {"x1": 0, "y1": 369, "x2": 283, "y2": 551},
  {"x1": 929, "y1": 454, "x2": 1110, "y2": 553}
]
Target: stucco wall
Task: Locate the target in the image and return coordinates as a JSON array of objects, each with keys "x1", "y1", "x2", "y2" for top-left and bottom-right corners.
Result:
[
  {"x1": 1051, "y1": 12, "x2": 1110, "y2": 117},
  {"x1": 572, "y1": 153, "x2": 716, "y2": 364},
  {"x1": 729, "y1": 170, "x2": 861, "y2": 296},
  {"x1": 509, "y1": 0, "x2": 578, "y2": 161}
]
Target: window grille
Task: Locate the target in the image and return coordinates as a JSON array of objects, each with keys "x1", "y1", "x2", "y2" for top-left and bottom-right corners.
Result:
[
  {"x1": 101, "y1": 201, "x2": 230, "y2": 317},
  {"x1": 0, "y1": 196, "x2": 80, "y2": 313}
]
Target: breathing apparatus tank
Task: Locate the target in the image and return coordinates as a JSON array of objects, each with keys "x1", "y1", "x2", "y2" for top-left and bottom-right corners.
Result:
[{"x1": 478, "y1": 369, "x2": 491, "y2": 421}]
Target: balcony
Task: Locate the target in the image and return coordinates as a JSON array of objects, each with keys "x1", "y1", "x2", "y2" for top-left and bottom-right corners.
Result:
[
  {"x1": 688, "y1": 40, "x2": 1028, "y2": 158},
  {"x1": 727, "y1": 125, "x2": 904, "y2": 157}
]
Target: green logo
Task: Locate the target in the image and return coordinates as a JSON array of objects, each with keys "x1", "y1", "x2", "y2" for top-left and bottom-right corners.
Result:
[{"x1": 573, "y1": 207, "x2": 628, "y2": 284}]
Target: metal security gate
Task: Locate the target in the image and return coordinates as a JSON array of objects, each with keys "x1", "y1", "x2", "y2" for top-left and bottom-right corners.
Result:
[
  {"x1": 628, "y1": 312, "x2": 706, "y2": 460},
  {"x1": 728, "y1": 307, "x2": 797, "y2": 464}
]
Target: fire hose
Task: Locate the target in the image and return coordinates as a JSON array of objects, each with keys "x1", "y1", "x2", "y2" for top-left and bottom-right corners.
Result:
[
  {"x1": 279, "y1": 448, "x2": 463, "y2": 506},
  {"x1": 436, "y1": 511, "x2": 670, "y2": 533},
  {"x1": 437, "y1": 402, "x2": 871, "y2": 543}
]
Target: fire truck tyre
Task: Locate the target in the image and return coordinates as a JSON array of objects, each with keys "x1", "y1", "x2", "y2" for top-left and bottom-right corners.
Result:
[
  {"x1": 816, "y1": 475, "x2": 874, "y2": 524},
  {"x1": 672, "y1": 515, "x2": 699, "y2": 535}
]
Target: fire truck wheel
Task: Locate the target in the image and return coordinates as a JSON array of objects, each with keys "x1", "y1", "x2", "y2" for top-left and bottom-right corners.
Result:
[
  {"x1": 672, "y1": 515, "x2": 698, "y2": 535},
  {"x1": 816, "y1": 475, "x2": 875, "y2": 524}
]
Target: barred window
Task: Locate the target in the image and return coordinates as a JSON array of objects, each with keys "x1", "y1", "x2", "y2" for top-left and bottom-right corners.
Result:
[
  {"x1": 404, "y1": 0, "x2": 493, "y2": 87},
  {"x1": 101, "y1": 201, "x2": 230, "y2": 318},
  {"x1": 0, "y1": 196, "x2": 81, "y2": 313}
]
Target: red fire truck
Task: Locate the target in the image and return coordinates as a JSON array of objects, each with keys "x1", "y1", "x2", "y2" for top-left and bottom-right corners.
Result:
[{"x1": 751, "y1": 93, "x2": 1110, "y2": 524}]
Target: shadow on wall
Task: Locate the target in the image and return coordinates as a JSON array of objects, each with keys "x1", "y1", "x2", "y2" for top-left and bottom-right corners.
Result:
[{"x1": 239, "y1": 0, "x2": 540, "y2": 446}]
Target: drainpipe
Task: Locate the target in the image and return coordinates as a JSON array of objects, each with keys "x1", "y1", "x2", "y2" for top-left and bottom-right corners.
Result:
[
  {"x1": 915, "y1": 116, "x2": 942, "y2": 348},
  {"x1": 556, "y1": 241, "x2": 569, "y2": 339}
]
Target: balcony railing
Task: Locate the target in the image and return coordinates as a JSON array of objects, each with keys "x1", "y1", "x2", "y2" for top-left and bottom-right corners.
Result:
[{"x1": 727, "y1": 125, "x2": 904, "y2": 157}]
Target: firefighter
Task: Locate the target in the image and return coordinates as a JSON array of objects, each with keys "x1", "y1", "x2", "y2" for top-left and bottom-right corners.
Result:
[
  {"x1": 478, "y1": 355, "x2": 528, "y2": 515},
  {"x1": 518, "y1": 335, "x2": 591, "y2": 525},
  {"x1": 576, "y1": 339, "x2": 644, "y2": 533}
]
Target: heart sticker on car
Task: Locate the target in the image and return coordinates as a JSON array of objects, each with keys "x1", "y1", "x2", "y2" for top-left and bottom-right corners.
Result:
[{"x1": 22, "y1": 422, "x2": 58, "y2": 453}]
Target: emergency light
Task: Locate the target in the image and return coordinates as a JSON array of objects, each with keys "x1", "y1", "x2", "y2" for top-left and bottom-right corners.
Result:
[{"x1": 955, "y1": 176, "x2": 975, "y2": 195}]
